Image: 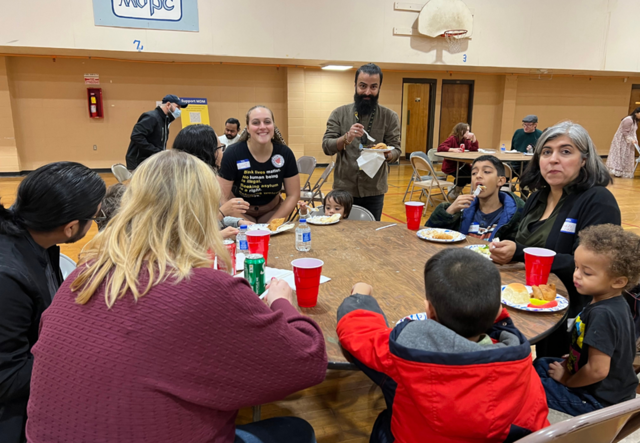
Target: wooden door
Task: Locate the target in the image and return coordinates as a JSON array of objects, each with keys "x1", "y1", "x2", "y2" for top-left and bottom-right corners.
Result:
[
  {"x1": 439, "y1": 83, "x2": 472, "y2": 145},
  {"x1": 405, "y1": 83, "x2": 431, "y2": 155},
  {"x1": 627, "y1": 86, "x2": 640, "y2": 143}
]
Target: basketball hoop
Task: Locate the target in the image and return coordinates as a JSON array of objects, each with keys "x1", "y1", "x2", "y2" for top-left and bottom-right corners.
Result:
[{"x1": 442, "y1": 30, "x2": 467, "y2": 53}]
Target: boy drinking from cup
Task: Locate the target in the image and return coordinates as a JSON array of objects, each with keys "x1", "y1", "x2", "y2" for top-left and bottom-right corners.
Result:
[
  {"x1": 425, "y1": 155, "x2": 524, "y2": 241},
  {"x1": 336, "y1": 249, "x2": 549, "y2": 442},
  {"x1": 533, "y1": 224, "x2": 640, "y2": 415}
]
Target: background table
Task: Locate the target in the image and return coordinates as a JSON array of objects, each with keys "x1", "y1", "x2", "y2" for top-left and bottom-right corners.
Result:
[
  {"x1": 265, "y1": 220, "x2": 568, "y2": 369},
  {"x1": 435, "y1": 150, "x2": 533, "y2": 184}
]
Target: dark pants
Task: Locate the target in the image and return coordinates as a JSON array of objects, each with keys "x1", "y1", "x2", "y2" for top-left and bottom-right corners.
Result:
[
  {"x1": 235, "y1": 417, "x2": 316, "y2": 443},
  {"x1": 353, "y1": 195, "x2": 385, "y2": 221},
  {"x1": 533, "y1": 357, "x2": 603, "y2": 416},
  {"x1": 450, "y1": 164, "x2": 472, "y2": 188}
]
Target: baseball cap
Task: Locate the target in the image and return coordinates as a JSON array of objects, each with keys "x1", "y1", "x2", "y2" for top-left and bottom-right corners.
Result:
[
  {"x1": 522, "y1": 115, "x2": 538, "y2": 123},
  {"x1": 162, "y1": 94, "x2": 188, "y2": 108}
]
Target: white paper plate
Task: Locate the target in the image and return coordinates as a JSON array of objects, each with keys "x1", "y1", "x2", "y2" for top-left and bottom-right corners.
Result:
[
  {"x1": 500, "y1": 285, "x2": 568, "y2": 312},
  {"x1": 361, "y1": 146, "x2": 394, "y2": 153},
  {"x1": 417, "y1": 228, "x2": 466, "y2": 243},
  {"x1": 465, "y1": 244, "x2": 492, "y2": 260},
  {"x1": 306, "y1": 215, "x2": 341, "y2": 225},
  {"x1": 247, "y1": 223, "x2": 295, "y2": 235},
  {"x1": 502, "y1": 150, "x2": 520, "y2": 154}
]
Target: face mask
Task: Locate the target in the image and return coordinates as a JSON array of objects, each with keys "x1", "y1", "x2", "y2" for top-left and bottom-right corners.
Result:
[{"x1": 171, "y1": 107, "x2": 181, "y2": 119}]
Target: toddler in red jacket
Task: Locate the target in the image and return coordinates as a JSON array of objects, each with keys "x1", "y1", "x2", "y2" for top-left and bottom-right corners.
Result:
[{"x1": 337, "y1": 248, "x2": 549, "y2": 443}]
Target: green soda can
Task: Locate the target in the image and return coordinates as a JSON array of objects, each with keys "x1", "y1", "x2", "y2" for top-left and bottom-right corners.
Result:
[{"x1": 244, "y1": 254, "x2": 266, "y2": 295}]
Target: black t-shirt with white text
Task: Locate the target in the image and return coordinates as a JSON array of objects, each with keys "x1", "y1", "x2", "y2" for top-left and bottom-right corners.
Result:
[
  {"x1": 566, "y1": 296, "x2": 637, "y2": 406},
  {"x1": 219, "y1": 141, "x2": 298, "y2": 206}
]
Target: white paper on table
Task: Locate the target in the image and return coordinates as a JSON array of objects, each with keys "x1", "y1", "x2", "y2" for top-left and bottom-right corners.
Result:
[
  {"x1": 478, "y1": 149, "x2": 496, "y2": 153},
  {"x1": 357, "y1": 151, "x2": 386, "y2": 178},
  {"x1": 235, "y1": 266, "x2": 330, "y2": 293}
]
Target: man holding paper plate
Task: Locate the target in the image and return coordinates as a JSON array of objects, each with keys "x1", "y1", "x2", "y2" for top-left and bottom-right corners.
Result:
[{"x1": 322, "y1": 63, "x2": 401, "y2": 221}]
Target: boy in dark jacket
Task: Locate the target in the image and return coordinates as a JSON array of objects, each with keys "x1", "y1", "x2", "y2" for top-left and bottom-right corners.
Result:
[
  {"x1": 337, "y1": 249, "x2": 549, "y2": 443},
  {"x1": 426, "y1": 155, "x2": 524, "y2": 241}
]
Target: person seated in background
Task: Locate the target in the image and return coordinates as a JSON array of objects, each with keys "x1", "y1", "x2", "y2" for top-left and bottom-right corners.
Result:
[
  {"x1": 218, "y1": 106, "x2": 300, "y2": 223},
  {"x1": 426, "y1": 155, "x2": 524, "y2": 241},
  {"x1": 298, "y1": 189, "x2": 354, "y2": 219},
  {"x1": 511, "y1": 115, "x2": 542, "y2": 153},
  {"x1": 490, "y1": 121, "x2": 620, "y2": 358},
  {"x1": 26, "y1": 151, "x2": 327, "y2": 443},
  {"x1": 172, "y1": 124, "x2": 253, "y2": 238},
  {"x1": 218, "y1": 117, "x2": 241, "y2": 150},
  {"x1": 534, "y1": 224, "x2": 640, "y2": 416},
  {"x1": 0, "y1": 162, "x2": 105, "y2": 443},
  {"x1": 96, "y1": 183, "x2": 126, "y2": 231},
  {"x1": 336, "y1": 248, "x2": 549, "y2": 443},
  {"x1": 438, "y1": 122, "x2": 479, "y2": 200}
]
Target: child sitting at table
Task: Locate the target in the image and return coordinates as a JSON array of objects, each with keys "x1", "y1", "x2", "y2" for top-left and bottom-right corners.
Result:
[
  {"x1": 533, "y1": 224, "x2": 640, "y2": 416},
  {"x1": 298, "y1": 190, "x2": 353, "y2": 219},
  {"x1": 426, "y1": 155, "x2": 524, "y2": 241},
  {"x1": 336, "y1": 248, "x2": 549, "y2": 442}
]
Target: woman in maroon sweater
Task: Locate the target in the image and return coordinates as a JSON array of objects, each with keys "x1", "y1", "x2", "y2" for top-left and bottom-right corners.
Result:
[
  {"x1": 437, "y1": 122, "x2": 479, "y2": 200},
  {"x1": 26, "y1": 151, "x2": 327, "y2": 443}
]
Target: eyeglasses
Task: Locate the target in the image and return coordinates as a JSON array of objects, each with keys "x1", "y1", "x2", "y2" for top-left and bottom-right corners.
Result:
[
  {"x1": 522, "y1": 123, "x2": 536, "y2": 128},
  {"x1": 84, "y1": 209, "x2": 107, "y2": 223}
]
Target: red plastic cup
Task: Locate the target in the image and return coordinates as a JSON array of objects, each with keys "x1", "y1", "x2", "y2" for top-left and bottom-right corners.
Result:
[
  {"x1": 524, "y1": 247, "x2": 556, "y2": 286},
  {"x1": 291, "y1": 258, "x2": 324, "y2": 308},
  {"x1": 405, "y1": 202, "x2": 425, "y2": 231},
  {"x1": 247, "y1": 230, "x2": 271, "y2": 264}
]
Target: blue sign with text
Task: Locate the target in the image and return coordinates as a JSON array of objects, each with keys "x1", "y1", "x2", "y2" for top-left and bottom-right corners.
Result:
[{"x1": 93, "y1": 0, "x2": 198, "y2": 31}]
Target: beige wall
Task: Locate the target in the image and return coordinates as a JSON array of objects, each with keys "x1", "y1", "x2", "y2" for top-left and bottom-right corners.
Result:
[
  {"x1": 2, "y1": 0, "x2": 640, "y2": 73},
  {"x1": 5, "y1": 57, "x2": 287, "y2": 171},
  {"x1": 2, "y1": 55, "x2": 639, "y2": 172}
]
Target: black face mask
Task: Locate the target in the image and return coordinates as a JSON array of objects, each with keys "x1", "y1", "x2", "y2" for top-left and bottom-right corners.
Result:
[{"x1": 354, "y1": 91, "x2": 379, "y2": 116}]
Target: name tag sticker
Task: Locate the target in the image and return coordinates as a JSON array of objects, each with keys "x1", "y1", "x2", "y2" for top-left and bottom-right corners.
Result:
[
  {"x1": 561, "y1": 218, "x2": 577, "y2": 234},
  {"x1": 468, "y1": 222, "x2": 480, "y2": 233},
  {"x1": 237, "y1": 159, "x2": 251, "y2": 170}
]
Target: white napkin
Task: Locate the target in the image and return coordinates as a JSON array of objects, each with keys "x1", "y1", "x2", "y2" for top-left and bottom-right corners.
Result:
[
  {"x1": 357, "y1": 151, "x2": 386, "y2": 178},
  {"x1": 235, "y1": 266, "x2": 330, "y2": 298},
  {"x1": 478, "y1": 149, "x2": 496, "y2": 153}
]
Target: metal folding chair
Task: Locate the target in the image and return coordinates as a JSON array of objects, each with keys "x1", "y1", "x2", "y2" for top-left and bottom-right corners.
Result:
[
  {"x1": 300, "y1": 162, "x2": 335, "y2": 207},
  {"x1": 403, "y1": 152, "x2": 446, "y2": 202},
  {"x1": 111, "y1": 164, "x2": 132, "y2": 183},
  {"x1": 410, "y1": 156, "x2": 454, "y2": 212},
  {"x1": 296, "y1": 156, "x2": 317, "y2": 193},
  {"x1": 348, "y1": 205, "x2": 375, "y2": 221}
]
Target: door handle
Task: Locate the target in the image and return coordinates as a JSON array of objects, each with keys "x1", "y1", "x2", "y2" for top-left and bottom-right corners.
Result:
[{"x1": 407, "y1": 110, "x2": 410, "y2": 126}]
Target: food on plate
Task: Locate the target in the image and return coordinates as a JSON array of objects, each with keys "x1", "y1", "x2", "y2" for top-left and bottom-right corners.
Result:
[
  {"x1": 527, "y1": 300, "x2": 558, "y2": 309},
  {"x1": 268, "y1": 218, "x2": 285, "y2": 231},
  {"x1": 309, "y1": 213, "x2": 341, "y2": 224},
  {"x1": 428, "y1": 232, "x2": 453, "y2": 240},
  {"x1": 501, "y1": 283, "x2": 530, "y2": 305},
  {"x1": 528, "y1": 298, "x2": 549, "y2": 306},
  {"x1": 531, "y1": 283, "x2": 556, "y2": 301},
  {"x1": 371, "y1": 143, "x2": 388, "y2": 150},
  {"x1": 469, "y1": 245, "x2": 491, "y2": 257}
]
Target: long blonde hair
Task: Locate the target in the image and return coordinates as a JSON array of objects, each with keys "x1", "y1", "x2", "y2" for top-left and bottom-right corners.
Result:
[{"x1": 71, "y1": 150, "x2": 231, "y2": 307}]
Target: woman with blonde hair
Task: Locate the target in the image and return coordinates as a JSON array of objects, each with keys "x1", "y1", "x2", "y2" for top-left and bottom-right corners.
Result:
[
  {"x1": 25, "y1": 151, "x2": 327, "y2": 443},
  {"x1": 218, "y1": 105, "x2": 300, "y2": 223},
  {"x1": 437, "y1": 122, "x2": 479, "y2": 200}
]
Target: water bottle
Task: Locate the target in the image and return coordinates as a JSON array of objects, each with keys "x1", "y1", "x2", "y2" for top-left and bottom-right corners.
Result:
[
  {"x1": 236, "y1": 225, "x2": 248, "y2": 254},
  {"x1": 295, "y1": 219, "x2": 312, "y2": 252},
  {"x1": 501, "y1": 143, "x2": 506, "y2": 152}
]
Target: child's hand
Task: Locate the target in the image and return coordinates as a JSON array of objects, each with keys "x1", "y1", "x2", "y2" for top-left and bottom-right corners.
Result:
[
  {"x1": 548, "y1": 360, "x2": 567, "y2": 384},
  {"x1": 351, "y1": 282, "x2": 373, "y2": 296},
  {"x1": 446, "y1": 195, "x2": 475, "y2": 214},
  {"x1": 221, "y1": 227, "x2": 239, "y2": 239}
]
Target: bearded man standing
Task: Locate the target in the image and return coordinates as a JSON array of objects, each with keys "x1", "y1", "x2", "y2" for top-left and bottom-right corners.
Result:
[{"x1": 322, "y1": 63, "x2": 401, "y2": 221}]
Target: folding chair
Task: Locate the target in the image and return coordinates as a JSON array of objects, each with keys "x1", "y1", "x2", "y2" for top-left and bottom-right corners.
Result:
[
  {"x1": 300, "y1": 162, "x2": 335, "y2": 207},
  {"x1": 111, "y1": 164, "x2": 132, "y2": 183},
  {"x1": 634, "y1": 143, "x2": 640, "y2": 175},
  {"x1": 501, "y1": 162, "x2": 514, "y2": 192},
  {"x1": 296, "y1": 156, "x2": 317, "y2": 193},
  {"x1": 403, "y1": 152, "x2": 446, "y2": 202},
  {"x1": 410, "y1": 156, "x2": 454, "y2": 212},
  {"x1": 348, "y1": 205, "x2": 375, "y2": 221},
  {"x1": 517, "y1": 397, "x2": 640, "y2": 443}
]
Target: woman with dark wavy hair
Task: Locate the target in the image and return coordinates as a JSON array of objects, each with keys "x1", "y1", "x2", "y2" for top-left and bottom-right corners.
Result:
[
  {"x1": 490, "y1": 121, "x2": 620, "y2": 357},
  {"x1": 606, "y1": 107, "x2": 640, "y2": 178}
]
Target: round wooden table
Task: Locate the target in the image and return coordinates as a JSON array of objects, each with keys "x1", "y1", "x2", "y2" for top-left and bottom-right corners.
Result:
[
  {"x1": 434, "y1": 151, "x2": 534, "y2": 184},
  {"x1": 265, "y1": 220, "x2": 568, "y2": 369}
]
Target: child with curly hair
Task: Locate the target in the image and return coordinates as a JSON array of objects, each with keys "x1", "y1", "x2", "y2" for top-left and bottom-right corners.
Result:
[{"x1": 534, "y1": 224, "x2": 640, "y2": 415}]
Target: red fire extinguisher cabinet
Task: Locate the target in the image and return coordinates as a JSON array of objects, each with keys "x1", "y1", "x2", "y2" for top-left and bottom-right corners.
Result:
[{"x1": 87, "y1": 88, "x2": 104, "y2": 118}]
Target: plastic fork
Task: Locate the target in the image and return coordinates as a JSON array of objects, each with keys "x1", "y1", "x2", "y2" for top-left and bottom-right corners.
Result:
[{"x1": 362, "y1": 129, "x2": 376, "y2": 143}]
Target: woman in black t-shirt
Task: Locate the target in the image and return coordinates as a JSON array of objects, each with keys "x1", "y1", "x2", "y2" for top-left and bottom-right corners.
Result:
[{"x1": 218, "y1": 106, "x2": 300, "y2": 223}]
